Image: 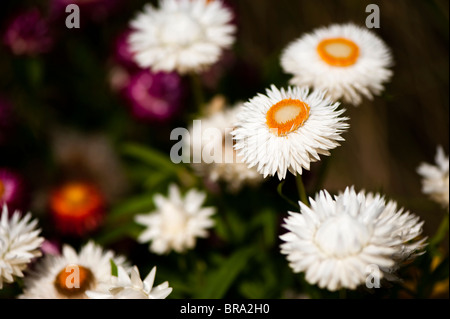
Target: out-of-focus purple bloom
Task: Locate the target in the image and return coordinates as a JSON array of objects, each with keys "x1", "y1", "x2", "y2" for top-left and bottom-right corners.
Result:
[
  {"x1": 0, "y1": 98, "x2": 14, "y2": 145},
  {"x1": 40, "y1": 240, "x2": 61, "y2": 256},
  {"x1": 122, "y1": 70, "x2": 184, "y2": 122},
  {"x1": 108, "y1": 30, "x2": 139, "y2": 92},
  {"x1": 0, "y1": 169, "x2": 25, "y2": 212},
  {"x1": 2, "y1": 8, "x2": 53, "y2": 56},
  {"x1": 50, "y1": 0, "x2": 121, "y2": 23},
  {"x1": 113, "y1": 29, "x2": 138, "y2": 71},
  {"x1": 201, "y1": 49, "x2": 236, "y2": 90}
]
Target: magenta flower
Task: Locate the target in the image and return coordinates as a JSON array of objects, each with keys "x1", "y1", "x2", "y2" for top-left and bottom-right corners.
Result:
[
  {"x1": 2, "y1": 8, "x2": 53, "y2": 56},
  {"x1": 0, "y1": 169, "x2": 25, "y2": 212},
  {"x1": 113, "y1": 29, "x2": 138, "y2": 71},
  {"x1": 122, "y1": 69, "x2": 184, "y2": 122}
]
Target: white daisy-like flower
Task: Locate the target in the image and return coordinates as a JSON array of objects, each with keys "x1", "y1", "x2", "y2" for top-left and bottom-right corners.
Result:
[
  {"x1": 417, "y1": 146, "x2": 449, "y2": 210},
  {"x1": 0, "y1": 204, "x2": 44, "y2": 289},
  {"x1": 135, "y1": 184, "x2": 215, "y2": 254},
  {"x1": 19, "y1": 241, "x2": 128, "y2": 299},
  {"x1": 185, "y1": 100, "x2": 264, "y2": 192},
  {"x1": 128, "y1": 0, "x2": 235, "y2": 74},
  {"x1": 86, "y1": 265, "x2": 172, "y2": 299},
  {"x1": 280, "y1": 187, "x2": 426, "y2": 291},
  {"x1": 281, "y1": 23, "x2": 393, "y2": 106},
  {"x1": 231, "y1": 85, "x2": 349, "y2": 180}
]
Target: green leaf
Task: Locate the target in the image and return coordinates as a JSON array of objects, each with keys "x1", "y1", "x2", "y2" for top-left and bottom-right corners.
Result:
[
  {"x1": 251, "y1": 208, "x2": 277, "y2": 248},
  {"x1": 94, "y1": 221, "x2": 143, "y2": 246},
  {"x1": 106, "y1": 194, "x2": 155, "y2": 223},
  {"x1": 144, "y1": 172, "x2": 170, "y2": 191},
  {"x1": 110, "y1": 259, "x2": 118, "y2": 277},
  {"x1": 195, "y1": 247, "x2": 255, "y2": 299},
  {"x1": 224, "y1": 208, "x2": 247, "y2": 244},
  {"x1": 122, "y1": 142, "x2": 180, "y2": 174},
  {"x1": 430, "y1": 256, "x2": 449, "y2": 282}
]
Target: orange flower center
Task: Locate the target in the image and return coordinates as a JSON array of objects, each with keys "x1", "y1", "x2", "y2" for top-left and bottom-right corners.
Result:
[
  {"x1": 0, "y1": 179, "x2": 5, "y2": 198},
  {"x1": 50, "y1": 182, "x2": 103, "y2": 218},
  {"x1": 317, "y1": 37, "x2": 359, "y2": 67},
  {"x1": 266, "y1": 99, "x2": 310, "y2": 136},
  {"x1": 54, "y1": 264, "x2": 94, "y2": 297}
]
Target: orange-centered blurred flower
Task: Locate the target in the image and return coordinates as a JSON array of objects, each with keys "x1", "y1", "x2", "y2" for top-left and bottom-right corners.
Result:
[{"x1": 49, "y1": 182, "x2": 105, "y2": 236}]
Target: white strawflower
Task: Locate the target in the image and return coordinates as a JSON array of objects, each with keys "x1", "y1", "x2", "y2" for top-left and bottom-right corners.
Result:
[
  {"x1": 19, "y1": 241, "x2": 128, "y2": 299},
  {"x1": 0, "y1": 204, "x2": 44, "y2": 289},
  {"x1": 186, "y1": 101, "x2": 264, "y2": 192},
  {"x1": 86, "y1": 265, "x2": 172, "y2": 299},
  {"x1": 417, "y1": 145, "x2": 449, "y2": 210},
  {"x1": 128, "y1": 0, "x2": 235, "y2": 74},
  {"x1": 281, "y1": 23, "x2": 393, "y2": 106},
  {"x1": 280, "y1": 187, "x2": 426, "y2": 291},
  {"x1": 231, "y1": 85, "x2": 349, "y2": 180},
  {"x1": 135, "y1": 184, "x2": 215, "y2": 254}
]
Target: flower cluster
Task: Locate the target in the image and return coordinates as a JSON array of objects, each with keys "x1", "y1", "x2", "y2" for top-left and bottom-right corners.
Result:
[{"x1": 0, "y1": 0, "x2": 447, "y2": 301}]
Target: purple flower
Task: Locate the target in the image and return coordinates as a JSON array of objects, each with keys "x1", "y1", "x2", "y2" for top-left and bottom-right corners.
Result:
[
  {"x1": 113, "y1": 29, "x2": 138, "y2": 71},
  {"x1": 122, "y1": 70, "x2": 184, "y2": 122},
  {"x1": 40, "y1": 240, "x2": 61, "y2": 256},
  {"x1": 0, "y1": 169, "x2": 25, "y2": 212},
  {"x1": 2, "y1": 8, "x2": 53, "y2": 56}
]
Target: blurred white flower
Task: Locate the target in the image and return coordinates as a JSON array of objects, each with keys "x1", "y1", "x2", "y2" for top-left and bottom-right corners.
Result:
[
  {"x1": 129, "y1": 0, "x2": 235, "y2": 74},
  {"x1": 186, "y1": 99, "x2": 264, "y2": 192},
  {"x1": 19, "y1": 241, "x2": 128, "y2": 298},
  {"x1": 417, "y1": 146, "x2": 449, "y2": 210},
  {"x1": 232, "y1": 85, "x2": 349, "y2": 180},
  {"x1": 280, "y1": 187, "x2": 426, "y2": 291},
  {"x1": 86, "y1": 265, "x2": 172, "y2": 299},
  {"x1": 0, "y1": 204, "x2": 44, "y2": 289},
  {"x1": 281, "y1": 23, "x2": 393, "y2": 106},
  {"x1": 135, "y1": 184, "x2": 215, "y2": 254}
]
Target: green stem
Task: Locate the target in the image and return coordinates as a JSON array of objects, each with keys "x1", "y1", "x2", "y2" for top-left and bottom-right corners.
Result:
[
  {"x1": 295, "y1": 174, "x2": 309, "y2": 206},
  {"x1": 189, "y1": 73, "x2": 206, "y2": 116},
  {"x1": 314, "y1": 155, "x2": 330, "y2": 193},
  {"x1": 277, "y1": 181, "x2": 299, "y2": 208},
  {"x1": 339, "y1": 288, "x2": 347, "y2": 299},
  {"x1": 429, "y1": 213, "x2": 449, "y2": 248}
]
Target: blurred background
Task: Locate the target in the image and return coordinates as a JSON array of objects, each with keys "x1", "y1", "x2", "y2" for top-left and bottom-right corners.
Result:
[{"x1": 0, "y1": 0, "x2": 448, "y2": 298}]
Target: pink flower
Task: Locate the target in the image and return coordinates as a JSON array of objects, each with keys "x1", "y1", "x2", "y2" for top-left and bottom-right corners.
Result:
[
  {"x1": 3, "y1": 8, "x2": 53, "y2": 56},
  {"x1": 122, "y1": 69, "x2": 184, "y2": 122}
]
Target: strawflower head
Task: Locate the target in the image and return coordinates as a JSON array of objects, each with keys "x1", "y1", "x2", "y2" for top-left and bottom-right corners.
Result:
[
  {"x1": 232, "y1": 85, "x2": 349, "y2": 180},
  {"x1": 280, "y1": 187, "x2": 426, "y2": 291},
  {"x1": 19, "y1": 241, "x2": 128, "y2": 299},
  {"x1": 49, "y1": 181, "x2": 105, "y2": 236},
  {"x1": 135, "y1": 184, "x2": 215, "y2": 254},
  {"x1": 281, "y1": 23, "x2": 393, "y2": 105},
  {"x1": 417, "y1": 146, "x2": 449, "y2": 210},
  {"x1": 128, "y1": 0, "x2": 236, "y2": 74},
  {"x1": 0, "y1": 204, "x2": 44, "y2": 289}
]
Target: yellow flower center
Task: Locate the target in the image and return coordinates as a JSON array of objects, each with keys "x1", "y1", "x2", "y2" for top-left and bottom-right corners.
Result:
[
  {"x1": 266, "y1": 98, "x2": 310, "y2": 136},
  {"x1": 317, "y1": 37, "x2": 359, "y2": 67},
  {"x1": 54, "y1": 264, "x2": 94, "y2": 297},
  {"x1": 0, "y1": 179, "x2": 5, "y2": 198}
]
